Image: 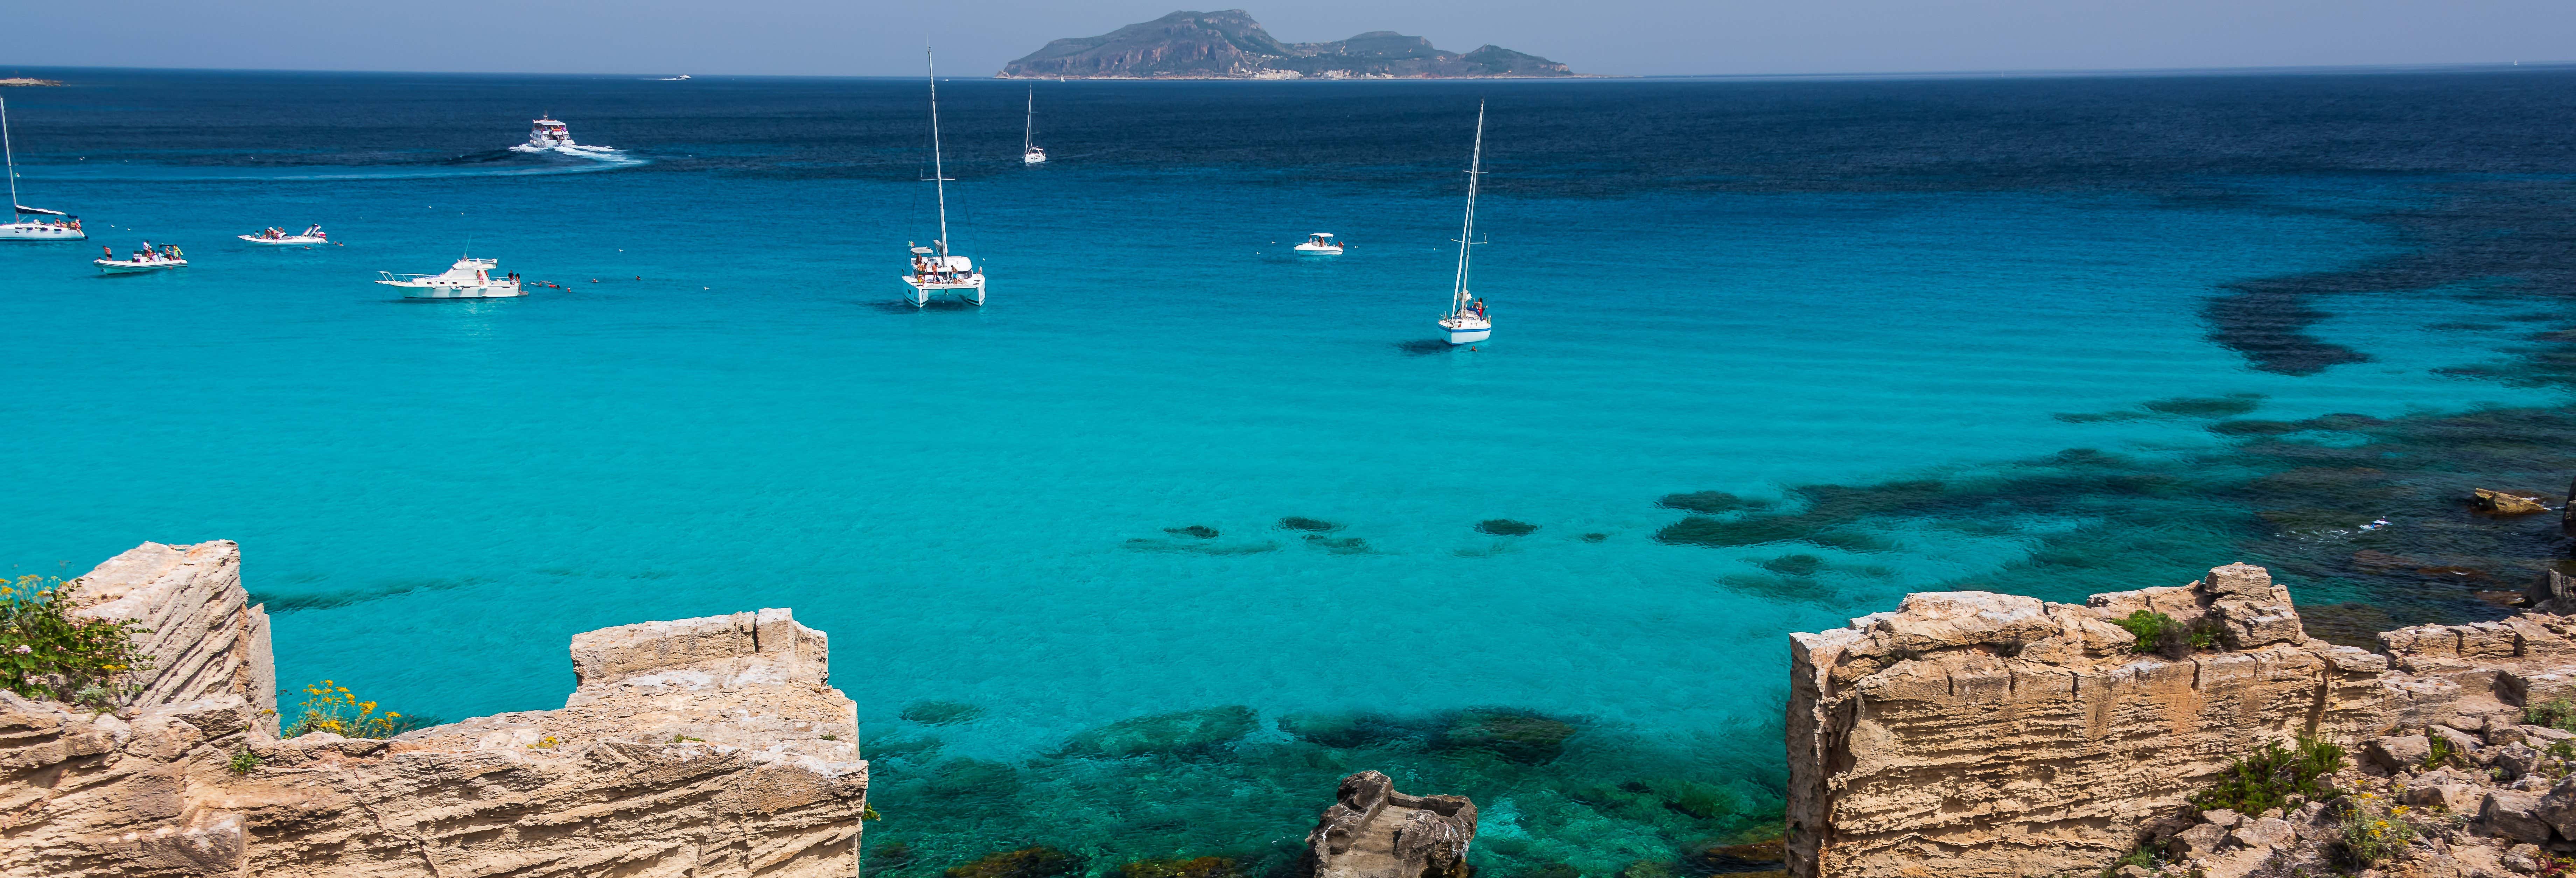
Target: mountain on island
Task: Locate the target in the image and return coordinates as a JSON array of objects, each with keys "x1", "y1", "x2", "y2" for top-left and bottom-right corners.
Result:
[{"x1": 999, "y1": 10, "x2": 1577, "y2": 79}]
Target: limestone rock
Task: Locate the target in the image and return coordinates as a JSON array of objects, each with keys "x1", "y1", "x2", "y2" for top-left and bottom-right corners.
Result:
[
  {"x1": 2536, "y1": 775, "x2": 2576, "y2": 840},
  {"x1": 2506, "y1": 842, "x2": 2544, "y2": 872},
  {"x1": 2476, "y1": 489, "x2": 2549, "y2": 515},
  {"x1": 2430, "y1": 724, "x2": 2484, "y2": 756},
  {"x1": 2368, "y1": 736, "x2": 2434, "y2": 772},
  {"x1": 2484, "y1": 791, "x2": 2553, "y2": 844},
  {"x1": 2407, "y1": 784, "x2": 2485, "y2": 811},
  {"x1": 2166, "y1": 822, "x2": 2231, "y2": 859},
  {"x1": 2201, "y1": 808, "x2": 2243, "y2": 829},
  {"x1": 67, "y1": 541, "x2": 275, "y2": 727},
  {"x1": 0, "y1": 540, "x2": 866, "y2": 878},
  {"x1": 2498, "y1": 743, "x2": 2544, "y2": 779},
  {"x1": 2532, "y1": 570, "x2": 2576, "y2": 615},
  {"x1": 1303, "y1": 771, "x2": 1475, "y2": 878},
  {"x1": 2231, "y1": 816, "x2": 2295, "y2": 848}
]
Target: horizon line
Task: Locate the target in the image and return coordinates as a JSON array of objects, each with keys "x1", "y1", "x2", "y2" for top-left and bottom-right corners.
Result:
[{"x1": 5, "y1": 59, "x2": 2572, "y2": 84}]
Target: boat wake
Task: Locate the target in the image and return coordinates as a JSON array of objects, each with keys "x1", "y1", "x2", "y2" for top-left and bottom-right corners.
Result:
[{"x1": 504, "y1": 142, "x2": 640, "y2": 165}]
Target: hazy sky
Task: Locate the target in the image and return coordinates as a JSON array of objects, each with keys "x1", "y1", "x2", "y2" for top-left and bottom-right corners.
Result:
[{"x1": 9, "y1": 1, "x2": 2570, "y2": 79}]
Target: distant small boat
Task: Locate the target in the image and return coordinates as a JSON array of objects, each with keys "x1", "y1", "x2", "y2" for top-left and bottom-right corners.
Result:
[
  {"x1": 240, "y1": 224, "x2": 328, "y2": 246},
  {"x1": 1436, "y1": 102, "x2": 1492, "y2": 346},
  {"x1": 1293, "y1": 232, "x2": 1343, "y2": 255},
  {"x1": 513, "y1": 117, "x2": 615, "y2": 155},
  {"x1": 377, "y1": 256, "x2": 523, "y2": 298},
  {"x1": 0, "y1": 96, "x2": 85, "y2": 242},
  {"x1": 97, "y1": 242, "x2": 185, "y2": 273},
  {"x1": 1022, "y1": 87, "x2": 1046, "y2": 165}
]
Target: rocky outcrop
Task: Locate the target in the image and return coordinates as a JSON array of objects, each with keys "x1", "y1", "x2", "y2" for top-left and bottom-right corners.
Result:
[
  {"x1": 1786, "y1": 562, "x2": 2576, "y2": 878},
  {"x1": 2473, "y1": 488, "x2": 2549, "y2": 515},
  {"x1": 1000, "y1": 10, "x2": 1576, "y2": 79},
  {"x1": 1, "y1": 542, "x2": 865, "y2": 878},
  {"x1": 68, "y1": 541, "x2": 275, "y2": 726},
  {"x1": 1303, "y1": 771, "x2": 1476, "y2": 878}
]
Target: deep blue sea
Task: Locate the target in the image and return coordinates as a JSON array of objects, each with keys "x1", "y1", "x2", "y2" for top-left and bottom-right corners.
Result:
[{"x1": 8, "y1": 66, "x2": 2576, "y2": 875}]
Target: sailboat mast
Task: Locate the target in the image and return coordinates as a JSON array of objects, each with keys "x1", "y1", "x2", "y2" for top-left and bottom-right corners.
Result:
[
  {"x1": 1024, "y1": 88, "x2": 1035, "y2": 155},
  {"x1": 1, "y1": 97, "x2": 18, "y2": 214},
  {"x1": 1448, "y1": 101, "x2": 1486, "y2": 318},
  {"x1": 929, "y1": 48, "x2": 952, "y2": 259}
]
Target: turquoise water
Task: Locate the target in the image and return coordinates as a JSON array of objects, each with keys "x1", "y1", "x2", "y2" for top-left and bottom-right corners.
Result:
[{"x1": 5, "y1": 69, "x2": 2575, "y2": 874}]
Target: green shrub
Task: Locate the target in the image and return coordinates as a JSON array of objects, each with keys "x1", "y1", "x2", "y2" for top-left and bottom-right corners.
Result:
[
  {"x1": 2112, "y1": 611, "x2": 2173, "y2": 653},
  {"x1": 0, "y1": 575, "x2": 151, "y2": 709},
  {"x1": 2339, "y1": 803, "x2": 2416, "y2": 867},
  {"x1": 2188, "y1": 736, "x2": 2345, "y2": 814},
  {"x1": 2185, "y1": 619, "x2": 2222, "y2": 650},
  {"x1": 2528, "y1": 698, "x2": 2576, "y2": 733},
  {"x1": 227, "y1": 748, "x2": 262, "y2": 775},
  {"x1": 2425, "y1": 735, "x2": 2463, "y2": 769},
  {"x1": 2098, "y1": 844, "x2": 2162, "y2": 878}
]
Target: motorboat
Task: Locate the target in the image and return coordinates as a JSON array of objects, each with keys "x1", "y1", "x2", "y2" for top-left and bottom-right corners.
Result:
[
  {"x1": 240, "y1": 224, "x2": 328, "y2": 246},
  {"x1": 1022, "y1": 87, "x2": 1046, "y2": 165},
  {"x1": 0, "y1": 96, "x2": 85, "y2": 242},
  {"x1": 513, "y1": 117, "x2": 614, "y2": 155},
  {"x1": 96, "y1": 243, "x2": 186, "y2": 273},
  {"x1": 376, "y1": 257, "x2": 524, "y2": 298},
  {"x1": 1436, "y1": 102, "x2": 1493, "y2": 346},
  {"x1": 1293, "y1": 233, "x2": 1343, "y2": 255},
  {"x1": 900, "y1": 49, "x2": 986, "y2": 308}
]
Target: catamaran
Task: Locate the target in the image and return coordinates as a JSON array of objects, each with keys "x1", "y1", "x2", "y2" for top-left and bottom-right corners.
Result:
[
  {"x1": 901, "y1": 48, "x2": 985, "y2": 308},
  {"x1": 0, "y1": 96, "x2": 84, "y2": 242},
  {"x1": 1022, "y1": 87, "x2": 1046, "y2": 165},
  {"x1": 1437, "y1": 102, "x2": 1493, "y2": 345}
]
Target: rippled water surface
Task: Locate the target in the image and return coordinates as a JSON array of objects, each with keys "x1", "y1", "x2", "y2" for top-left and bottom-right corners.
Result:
[{"x1": 6, "y1": 67, "x2": 2576, "y2": 876}]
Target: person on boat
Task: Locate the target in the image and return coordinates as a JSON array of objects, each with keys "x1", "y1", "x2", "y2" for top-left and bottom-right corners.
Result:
[
  {"x1": 1473, "y1": 299, "x2": 1486, "y2": 319},
  {"x1": 101, "y1": 245, "x2": 112, "y2": 260}
]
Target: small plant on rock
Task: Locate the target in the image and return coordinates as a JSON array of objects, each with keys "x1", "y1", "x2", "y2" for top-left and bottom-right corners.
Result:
[
  {"x1": 0, "y1": 575, "x2": 152, "y2": 709},
  {"x1": 2424, "y1": 734, "x2": 2462, "y2": 769},
  {"x1": 226, "y1": 748, "x2": 262, "y2": 776},
  {"x1": 2185, "y1": 617, "x2": 2223, "y2": 650},
  {"x1": 2097, "y1": 844, "x2": 2162, "y2": 878},
  {"x1": 2189, "y1": 735, "x2": 2345, "y2": 814},
  {"x1": 284, "y1": 679, "x2": 427, "y2": 738},
  {"x1": 2531, "y1": 698, "x2": 2576, "y2": 733},
  {"x1": 2337, "y1": 800, "x2": 2416, "y2": 868},
  {"x1": 2113, "y1": 611, "x2": 2175, "y2": 653}
]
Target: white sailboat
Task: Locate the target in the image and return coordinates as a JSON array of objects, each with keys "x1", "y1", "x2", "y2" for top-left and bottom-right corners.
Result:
[
  {"x1": 901, "y1": 48, "x2": 985, "y2": 308},
  {"x1": 0, "y1": 96, "x2": 85, "y2": 242},
  {"x1": 1022, "y1": 87, "x2": 1046, "y2": 165},
  {"x1": 1437, "y1": 102, "x2": 1493, "y2": 345}
]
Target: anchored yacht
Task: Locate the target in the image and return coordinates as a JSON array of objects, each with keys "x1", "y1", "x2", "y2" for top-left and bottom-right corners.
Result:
[
  {"x1": 899, "y1": 48, "x2": 986, "y2": 308},
  {"x1": 377, "y1": 257, "x2": 523, "y2": 298},
  {"x1": 1022, "y1": 88, "x2": 1046, "y2": 165},
  {"x1": 1436, "y1": 102, "x2": 1493, "y2": 346},
  {"x1": 0, "y1": 96, "x2": 84, "y2": 242},
  {"x1": 1293, "y1": 233, "x2": 1343, "y2": 255}
]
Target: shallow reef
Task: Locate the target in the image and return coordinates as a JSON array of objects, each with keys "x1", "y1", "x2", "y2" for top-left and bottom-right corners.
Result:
[{"x1": 1477, "y1": 520, "x2": 1541, "y2": 536}]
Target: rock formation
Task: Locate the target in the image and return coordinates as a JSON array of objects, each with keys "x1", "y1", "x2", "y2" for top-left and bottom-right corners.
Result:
[
  {"x1": 1, "y1": 542, "x2": 866, "y2": 878},
  {"x1": 1303, "y1": 770, "x2": 1477, "y2": 878},
  {"x1": 1787, "y1": 562, "x2": 2576, "y2": 877},
  {"x1": 1000, "y1": 10, "x2": 1575, "y2": 79},
  {"x1": 68, "y1": 540, "x2": 275, "y2": 728}
]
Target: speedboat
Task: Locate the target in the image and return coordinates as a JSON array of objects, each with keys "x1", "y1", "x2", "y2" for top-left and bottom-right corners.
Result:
[
  {"x1": 97, "y1": 243, "x2": 186, "y2": 273},
  {"x1": 240, "y1": 225, "x2": 328, "y2": 246},
  {"x1": 1436, "y1": 103, "x2": 1493, "y2": 346},
  {"x1": 898, "y1": 49, "x2": 986, "y2": 308},
  {"x1": 513, "y1": 117, "x2": 614, "y2": 155},
  {"x1": 1293, "y1": 233, "x2": 1343, "y2": 255},
  {"x1": 1, "y1": 96, "x2": 85, "y2": 242},
  {"x1": 376, "y1": 257, "x2": 523, "y2": 298}
]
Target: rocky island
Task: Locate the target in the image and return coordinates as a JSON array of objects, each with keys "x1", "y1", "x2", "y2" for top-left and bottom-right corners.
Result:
[{"x1": 999, "y1": 10, "x2": 1576, "y2": 79}]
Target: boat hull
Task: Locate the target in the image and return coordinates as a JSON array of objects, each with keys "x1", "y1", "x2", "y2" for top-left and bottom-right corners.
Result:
[
  {"x1": 239, "y1": 235, "x2": 326, "y2": 246},
  {"x1": 2, "y1": 223, "x2": 85, "y2": 241},
  {"x1": 1293, "y1": 244, "x2": 1343, "y2": 255},
  {"x1": 96, "y1": 259, "x2": 185, "y2": 273},
  {"x1": 391, "y1": 284, "x2": 523, "y2": 299},
  {"x1": 901, "y1": 275, "x2": 987, "y2": 308},
  {"x1": 1441, "y1": 319, "x2": 1491, "y2": 345}
]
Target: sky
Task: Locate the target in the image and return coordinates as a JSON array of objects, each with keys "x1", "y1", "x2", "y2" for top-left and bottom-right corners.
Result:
[{"x1": 7, "y1": 1, "x2": 2571, "y2": 79}]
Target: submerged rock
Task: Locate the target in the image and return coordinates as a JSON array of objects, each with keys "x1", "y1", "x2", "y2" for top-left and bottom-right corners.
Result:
[
  {"x1": 1061, "y1": 705, "x2": 1259, "y2": 758},
  {"x1": 1278, "y1": 517, "x2": 1342, "y2": 532},
  {"x1": 1476, "y1": 519, "x2": 1539, "y2": 536},
  {"x1": 1117, "y1": 857, "x2": 1242, "y2": 878},
  {"x1": 902, "y1": 700, "x2": 987, "y2": 725},
  {"x1": 1438, "y1": 709, "x2": 1578, "y2": 765},
  {"x1": 1302, "y1": 771, "x2": 1476, "y2": 878},
  {"x1": 1656, "y1": 491, "x2": 1766, "y2": 513},
  {"x1": 2474, "y1": 488, "x2": 2549, "y2": 515},
  {"x1": 1164, "y1": 525, "x2": 1221, "y2": 539},
  {"x1": 947, "y1": 847, "x2": 1082, "y2": 878}
]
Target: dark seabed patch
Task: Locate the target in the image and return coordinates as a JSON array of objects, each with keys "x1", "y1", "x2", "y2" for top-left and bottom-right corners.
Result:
[
  {"x1": 1163, "y1": 525, "x2": 1220, "y2": 539},
  {"x1": 253, "y1": 575, "x2": 488, "y2": 612},
  {"x1": 1275, "y1": 517, "x2": 1341, "y2": 532},
  {"x1": 1656, "y1": 491, "x2": 1772, "y2": 514},
  {"x1": 1478, "y1": 519, "x2": 1541, "y2": 536},
  {"x1": 901, "y1": 700, "x2": 987, "y2": 725}
]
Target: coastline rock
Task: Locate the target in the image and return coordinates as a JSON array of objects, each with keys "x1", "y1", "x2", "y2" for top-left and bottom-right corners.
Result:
[
  {"x1": 2474, "y1": 488, "x2": 2549, "y2": 515},
  {"x1": 0, "y1": 541, "x2": 866, "y2": 878},
  {"x1": 1303, "y1": 771, "x2": 1476, "y2": 878},
  {"x1": 67, "y1": 541, "x2": 275, "y2": 727}
]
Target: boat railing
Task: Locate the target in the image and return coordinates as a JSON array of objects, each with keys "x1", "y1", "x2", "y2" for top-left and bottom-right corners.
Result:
[{"x1": 378, "y1": 271, "x2": 435, "y2": 282}]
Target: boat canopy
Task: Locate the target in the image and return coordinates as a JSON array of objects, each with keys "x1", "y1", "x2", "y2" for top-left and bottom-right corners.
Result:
[
  {"x1": 1309, "y1": 232, "x2": 1334, "y2": 237},
  {"x1": 14, "y1": 204, "x2": 69, "y2": 217},
  {"x1": 910, "y1": 246, "x2": 934, "y2": 255}
]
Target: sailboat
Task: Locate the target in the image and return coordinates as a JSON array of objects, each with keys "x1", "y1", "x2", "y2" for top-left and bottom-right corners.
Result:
[
  {"x1": 1022, "y1": 87, "x2": 1047, "y2": 165},
  {"x1": 0, "y1": 96, "x2": 85, "y2": 241},
  {"x1": 1437, "y1": 102, "x2": 1493, "y2": 345},
  {"x1": 901, "y1": 48, "x2": 986, "y2": 308}
]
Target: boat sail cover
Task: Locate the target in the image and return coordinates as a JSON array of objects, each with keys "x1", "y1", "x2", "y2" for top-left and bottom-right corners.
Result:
[{"x1": 14, "y1": 204, "x2": 69, "y2": 217}]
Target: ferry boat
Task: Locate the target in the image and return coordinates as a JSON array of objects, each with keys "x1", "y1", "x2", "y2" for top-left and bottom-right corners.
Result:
[
  {"x1": 0, "y1": 96, "x2": 84, "y2": 242},
  {"x1": 97, "y1": 243, "x2": 186, "y2": 273},
  {"x1": 900, "y1": 49, "x2": 986, "y2": 308},
  {"x1": 376, "y1": 257, "x2": 523, "y2": 298},
  {"x1": 1293, "y1": 233, "x2": 1343, "y2": 255}
]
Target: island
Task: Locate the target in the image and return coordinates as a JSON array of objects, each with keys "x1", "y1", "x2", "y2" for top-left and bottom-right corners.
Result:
[
  {"x1": 0, "y1": 78, "x2": 65, "y2": 87},
  {"x1": 998, "y1": 9, "x2": 1577, "y2": 79}
]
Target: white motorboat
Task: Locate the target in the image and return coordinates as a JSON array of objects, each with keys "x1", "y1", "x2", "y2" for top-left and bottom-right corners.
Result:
[
  {"x1": 239, "y1": 224, "x2": 328, "y2": 246},
  {"x1": 1437, "y1": 102, "x2": 1493, "y2": 346},
  {"x1": 513, "y1": 117, "x2": 615, "y2": 155},
  {"x1": 0, "y1": 96, "x2": 85, "y2": 242},
  {"x1": 376, "y1": 257, "x2": 524, "y2": 298},
  {"x1": 1293, "y1": 233, "x2": 1343, "y2": 255},
  {"x1": 96, "y1": 243, "x2": 186, "y2": 273},
  {"x1": 901, "y1": 49, "x2": 986, "y2": 308},
  {"x1": 1022, "y1": 87, "x2": 1046, "y2": 165}
]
